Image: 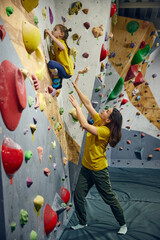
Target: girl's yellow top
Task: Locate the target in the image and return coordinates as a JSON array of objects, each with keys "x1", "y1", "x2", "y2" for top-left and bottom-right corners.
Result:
[
  {"x1": 53, "y1": 39, "x2": 74, "y2": 76},
  {"x1": 82, "y1": 113, "x2": 110, "y2": 171}
]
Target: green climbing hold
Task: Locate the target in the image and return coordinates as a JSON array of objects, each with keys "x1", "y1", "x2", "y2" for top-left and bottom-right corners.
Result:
[
  {"x1": 28, "y1": 96, "x2": 34, "y2": 107},
  {"x1": 105, "y1": 106, "x2": 110, "y2": 110},
  {"x1": 20, "y1": 209, "x2": 28, "y2": 226},
  {"x1": 34, "y1": 16, "x2": 39, "y2": 25},
  {"x1": 69, "y1": 90, "x2": 74, "y2": 94},
  {"x1": 59, "y1": 107, "x2": 64, "y2": 115},
  {"x1": 131, "y1": 44, "x2": 151, "y2": 65},
  {"x1": 55, "y1": 122, "x2": 60, "y2": 130},
  {"x1": 6, "y1": 7, "x2": 14, "y2": 16},
  {"x1": 25, "y1": 150, "x2": 32, "y2": 161},
  {"x1": 127, "y1": 21, "x2": 139, "y2": 36},
  {"x1": 95, "y1": 86, "x2": 101, "y2": 92},
  {"x1": 108, "y1": 77, "x2": 124, "y2": 101},
  {"x1": 11, "y1": 222, "x2": 16, "y2": 232},
  {"x1": 30, "y1": 230, "x2": 37, "y2": 240}
]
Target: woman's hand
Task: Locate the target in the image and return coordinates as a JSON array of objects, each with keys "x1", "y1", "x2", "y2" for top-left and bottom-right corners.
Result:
[
  {"x1": 72, "y1": 74, "x2": 79, "y2": 89},
  {"x1": 69, "y1": 94, "x2": 79, "y2": 109}
]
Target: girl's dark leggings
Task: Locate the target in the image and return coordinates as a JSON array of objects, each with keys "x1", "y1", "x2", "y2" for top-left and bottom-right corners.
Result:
[{"x1": 74, "y1": 166, "x2": 126, "y2": 226}]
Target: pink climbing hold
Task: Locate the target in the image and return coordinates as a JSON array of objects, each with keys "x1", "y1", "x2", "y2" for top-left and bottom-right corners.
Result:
[
  {"x1": 125, "y1": 65, "x2": 138, "y2": 81},
  {"x1": 31, "y1": 74, "x2": 40, "y2": 91},
  {"x1": 134, "y1": 72, "x2": 145, "y2": 86},
  {"x1": 37, "y1": 146, "x2": 43, "y2": 163},
  {"x1": 44, "y1": 168, "x2": 51, "y2": 176}
]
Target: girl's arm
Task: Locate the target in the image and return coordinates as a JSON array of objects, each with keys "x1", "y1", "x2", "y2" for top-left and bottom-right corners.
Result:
[
  {"x1": 44, "y1": 29, "x2": 65, "y2": 51},
  {"x1": 72, "y1": 74, "x2": 97, "y2": 119},
  {"x1": 69, "y1": 95, "x2": 98, "y2": 136}
]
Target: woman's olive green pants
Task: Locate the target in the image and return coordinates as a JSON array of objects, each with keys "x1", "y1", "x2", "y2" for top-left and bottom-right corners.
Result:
[{"x1": 74, "y1": 166, "x2": 126, "y2": 226}]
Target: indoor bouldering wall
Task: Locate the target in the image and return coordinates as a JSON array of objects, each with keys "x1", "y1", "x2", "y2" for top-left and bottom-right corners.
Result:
[{"x1": 0, "y1": 0, "x2": 111, "y2": 239}]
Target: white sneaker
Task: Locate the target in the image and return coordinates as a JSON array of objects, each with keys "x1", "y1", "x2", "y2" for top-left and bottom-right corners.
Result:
[
  {"x1": 71, "y1": 224, "x2": 87, "y2": 230},
  {"x1": 118, "y1": 224, "x2": 127, "y2": 235}
]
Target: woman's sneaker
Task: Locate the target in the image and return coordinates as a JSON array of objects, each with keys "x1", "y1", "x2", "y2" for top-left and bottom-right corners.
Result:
[{"x1": 71, "y1": 224, "x2": 87, "y2": 230}]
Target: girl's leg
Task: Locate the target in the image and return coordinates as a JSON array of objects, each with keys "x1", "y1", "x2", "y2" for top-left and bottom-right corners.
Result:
[
  {"x1": 91, "y1": 168, "x2": 126, "y2": 227},
  {"x1": 47, "y1": 60, "x2": 71, "y2": 79},
  {"x1": 74, "y1": 166, "x2": 94, "y2": 226}
]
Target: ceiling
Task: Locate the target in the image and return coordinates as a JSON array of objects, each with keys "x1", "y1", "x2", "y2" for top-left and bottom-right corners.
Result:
[{"x1": 116, "y1": 0, "x2": 160, "y2": 34}]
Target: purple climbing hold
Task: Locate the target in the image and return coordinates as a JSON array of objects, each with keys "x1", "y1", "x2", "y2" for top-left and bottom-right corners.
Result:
[
  {"x1": 109, "y1": 52, "x2": 116, "y2": 58},
  {"x1": 49, "y1": 7, "x2": 53, "y2": 24},
  {"x1": 82, "y1": 52, "x2": 89, "y2": 58},
  {"x1": 33, "y1": 117, "x2": 37, "y2": 124},
  {"x1": 130, "y1": 43, "x2": 136, "y2": 48},
  {"x1": 105, "y1": 62, "x2": 110, "y2": 69},
  {"x1": 26, "y1": 177, "x2": 33, "y2": 187},
  {"x1": 92, "y1": 101, "x2": 98, "y2": 108},
  {"x1": 84, "y1": 22, "x2": 90, "y2": 29},
  {"x1": 105, "y1": 32, "x2": 108, "y2": 41},
  {"x1": 61, "y1": 16, "x2": 66, "y2": 23},
  {"x1": 152, "y1": 73, "x2": 157, "y2": 78}
]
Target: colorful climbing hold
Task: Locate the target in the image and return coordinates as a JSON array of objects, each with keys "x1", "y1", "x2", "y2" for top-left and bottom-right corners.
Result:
[
  {"x1": 1, "y1": 138, "x2": 23, "y2": 184},
  {"x1": 25, "y1": 150, "x2": 32, "y2": 161},
  {"x1": 30, "y1": 230, "x2": 37, "y2": 240},
  {"x1": 131, "y1": 44, "x2": 151, "y2": 65},
  {"x1": 44, "y1": 204, "x2": 57, "y2": 235},
  {"x1": 108, "y1": 77, "x2": 124, "y2": 101},
  {"x1": 28, "y1": 96, "x2": 34, "y2": 107},
  {"x1": 0, "y1": 60, "x2": 27, "y2": 131},
  {"x1": 22, "y1": 21, "x2": 41, "y2": 54},
  {"x1": 127, "y1": 21, "x2": 139, "y2": 35},
  {"x1": 100, "y1": 44, "x2": 108, "y2": 61},
  {"x1": 21, "y1": 0, "x2": 39, "y2": 13},
  {"x1": 60, "y1": 187, "x2": 70, "y2": 204},
  {"x1": 11, "y1": 222, "x2": 16, "y2": 232},
  {"x1": 0, "y1": 25, "x2": 6, "y2": 41},
  {"x1": 20, "y1": 209, "x2": 28, "y2": 226},
  {"x1": 30, "y1": 124, "x2": 37, "y2": 141},
  {"x1": 84, "y1": 22, "x2": 90, "y2": 29},
  {"x1": 34, "y1": 195, "x2": 44, "y2": 216},
  {"x1": 59, "y1": 107, "x2": 64, "y2": 115},
  {"x1": 26, "y1": 177, "x2": 33, "y2": 187},
  {"x1": 44, "y1": 168, "x2": 51, "y2": 176},
  {"x1": 110, "y1": 2, "x2": 117, "y2": 17},
  {"x1": 49, "y1": 7, "x2": 53, "y2": 24},
  {"x1": 37, "y1": 146, "x2": 43, "y2": 163},
  {"x1": 6, "y1": 7, "x2": 14, "y2": 16}
]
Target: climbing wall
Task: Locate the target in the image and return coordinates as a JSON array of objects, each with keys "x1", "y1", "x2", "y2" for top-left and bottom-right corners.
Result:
[
  {"x1": 97, "y1": 14, "x2": 160, "y2": 168},
  {"x1": 0, "y1": 0, "x2": 111, "y2": 239}
]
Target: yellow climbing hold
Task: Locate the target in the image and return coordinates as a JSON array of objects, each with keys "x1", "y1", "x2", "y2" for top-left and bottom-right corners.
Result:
[
  {"x1": 33, "y1": 195, "x2": 44, "y2": 217},
  {"x1": 21, "y1": 0, "x2": 39, "y2": 13},
  {"x1": 42, "y1": 8, "x2": 46, "y2": 20},
  {"x1": 51, "y1": 141, "x2": 56, "y2": 149},
  {"x1": 39, "y1": 93, "x2": 46, "y2": 111},
  {"x1": 35, "y1": 46, "x2": 45, "y2": 81},
  {"x1": 30, "y1": 124, "x2": 37, "y2": 141},
  {"x1": 22, "y1": 21, "x2": 41, "y2": 54}
]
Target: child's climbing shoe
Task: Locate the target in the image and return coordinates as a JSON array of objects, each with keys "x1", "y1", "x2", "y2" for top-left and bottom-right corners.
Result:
[
  {"x1": 52, "y1": 78, "x2": 60, "y2": 89},
  {"x1": 118, "y1": 224, "x2": 127, "y2": 235},
  {"x1": 71, "y1": 224, "x2": 87, "y2": 230}
]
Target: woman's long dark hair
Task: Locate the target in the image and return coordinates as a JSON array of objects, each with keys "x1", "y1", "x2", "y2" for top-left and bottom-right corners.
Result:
[
  {"x1": 106, "y1": 108, "x2": 122, "y2": 147},
  {"x1": 56, "y1": 24, "x2": 72, "y2": 55}
]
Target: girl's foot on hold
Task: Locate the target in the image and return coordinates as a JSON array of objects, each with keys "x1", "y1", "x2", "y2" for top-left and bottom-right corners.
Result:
[
  {"x1": 49, "y1": 68, "x2": 58, "y2": 78},
  {"x1": 52, "y1": 78, "x2": 61, "y2": 89},
  {"x1": 71, "y1": 224, "x2": 87, "y2": 230},
  {"x1": 118, "y1": 224, "x2": 127, "y2": 235}
]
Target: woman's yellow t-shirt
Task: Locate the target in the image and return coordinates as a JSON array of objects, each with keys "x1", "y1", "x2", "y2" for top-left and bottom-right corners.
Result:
[
  {"x1": 82, "y1": 113, "x2": 110, "y2": 171},
  {"x1": 53, "y1": 39, "x2": 74, "y2": 76}
]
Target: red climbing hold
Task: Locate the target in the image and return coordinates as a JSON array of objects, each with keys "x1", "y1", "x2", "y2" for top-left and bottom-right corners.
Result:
[
  {"x1": 1, "y1": 137, "x2": 23, "y2": 182},
  {"x1": 0, "y1": 60, "x2": 27, "y2": 131},
  {"x1": 110, "y1": 2, "x2": 117, "y2": 17},
  {"x1": 44, "y1": 204, "x2": 57, "y2": 234},
  {"x1": 125, "y1": 65, "x2": 138, "y2": 81},
  {"x1": 60, "y1": 187, "x2": 70, "y2": 204},
  {"x1": 134, "y1": 72, "x2": 145, "y2": 86},
  {"x1": 0, "y1": 25, "x2": 6, "y2": 41},
  {"x1": 100, "y1": 44, "x2": 108, "y2": 62},
  {"x1": 121, "y1": 98, "x2": 128, "y2": 105}
]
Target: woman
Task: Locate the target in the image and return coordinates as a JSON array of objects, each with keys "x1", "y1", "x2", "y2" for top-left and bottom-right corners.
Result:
[{"x1": 69, "y1": 74, "x2": 127, "y2": 235}]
